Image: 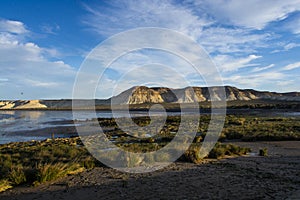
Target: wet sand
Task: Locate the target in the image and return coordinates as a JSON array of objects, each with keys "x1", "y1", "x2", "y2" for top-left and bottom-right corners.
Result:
[{"x1": 1, "y1": 141, "x2": 299, "y2": 200}]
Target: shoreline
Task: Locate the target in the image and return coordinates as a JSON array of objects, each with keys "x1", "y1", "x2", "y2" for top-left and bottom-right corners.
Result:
[
  {"x1": 1, "y1": 110, "x2": 300, "y2": 145},
  {"x1": 1, "y1": 99, "x2": 300, "y2": 111},
  {"x1": 1, "y1": 110, "x2": 299, "y2": 199},
  {"x1": 1, "y1": 140, "x2": 299, "y2": 199}
]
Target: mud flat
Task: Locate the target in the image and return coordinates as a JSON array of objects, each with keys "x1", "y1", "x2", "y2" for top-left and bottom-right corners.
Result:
[{"x1": 1, "y1": 141, "x2": 299, "y2": 200}]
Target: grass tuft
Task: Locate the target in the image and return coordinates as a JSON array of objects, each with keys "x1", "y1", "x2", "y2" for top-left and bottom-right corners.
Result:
[
  {"x1": 0, "y1": 179, "x2": 12, "y2": 192},
  {"x1": 8, "y1": 166, "x2": 26, "y2": 185},
  {"x1": 34, "y1": 162, "x2": 84, "y2": 185}
]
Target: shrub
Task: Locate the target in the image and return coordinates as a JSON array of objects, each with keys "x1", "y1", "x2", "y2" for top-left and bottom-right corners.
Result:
[
  {"x1": 8, "y1": 166, "x2": 26, "y2": 185},
  {"x1": 208, "y1": 143, "x2": 250, "y2": 159},
  {"x1": 184, "y1": 145, "x2": 203, "y2": 164},
  {"x1": 193, "y1": 136, "x2": 202, "y2": 143},
  {"x1": 259, "y1": 148, "x2": 268, "y2": 156},
  {"x1": 208, "y1": 144, "x2": 226, "y2": 159},
  {"x1": 0, "y1": 179, "x2": 12, "y2": 193},
  {"x1": 0, "y1": 155, "x2": 12, "y2": 176},
  {"x1": 35, "y1": 162, "x2": 84, "y2": 185},
  {"x1": 82, "y1": 156, "x2": 96, "y2": 170}
]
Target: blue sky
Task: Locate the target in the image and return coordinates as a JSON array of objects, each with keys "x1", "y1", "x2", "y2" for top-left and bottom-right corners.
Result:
[{"x1": 0, "y1": 0, "x2": 300, "y2": 99}]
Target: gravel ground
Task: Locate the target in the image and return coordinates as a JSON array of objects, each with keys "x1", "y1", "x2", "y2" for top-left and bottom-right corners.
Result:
[{"x1": 1, "y1": 141, "x2": 299, "y2": 200}]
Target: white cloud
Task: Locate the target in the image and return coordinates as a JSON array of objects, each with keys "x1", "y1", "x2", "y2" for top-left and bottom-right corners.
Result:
[
  {"x1": 24, "y1": 79, "x2": 60, "y2": 87},
  {"x1": 40, "y1": 23, "x2": 60, "y2": 35},
  {"x1": 284, "y1": 43, "x2": 300, "y2": 50},
  {"x1": 276, "y1": 80, "x2": 294, "y2": 86},
  {"x1": 285, "y1": 13, "x2": 300, "y2": 34},
  {"x1": 0, "y1": 19, "x2": 77, "y2": 99},
  {"x1": 77, "y1": 28, "x2": 221, "y2": 98},
  {"x1": 271, "y1": 42, "x2": 300, "y2": 53},
  {"x1": 0, "y1": 19, "x2": 28, "y2": 34},
  {"x1": 252, "y1": 64, "x2": 274, "y2": 72},
  {"x1": 82, "y1": 1, "x2": 278, "y2": 55},
  {"x1": 222, "y1": 71, "x2": 286, "y2": 90},
  {"x1": 198, "y1": 27, "x2": 274, "y2": 53},
  {"x1": 79, "y1": 0, "x2": 300, "y2": 94},
  {"x1": 106, "y1": 63, "x2": 190, "y2": 97},
  {"x1": 282, "y1": 62, "x2": 300, "y2": 70},
  {"x1": 214, "y1": 54, "x2": 261, "y2": 72},
  {"x1": 82, "y1": 0, "x2": 212, "y2": 39},
  {"x1": 196, "y1": 0, "x2": 300, "y2": 30}
]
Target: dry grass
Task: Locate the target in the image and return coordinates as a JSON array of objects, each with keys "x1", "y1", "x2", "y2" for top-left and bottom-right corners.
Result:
[
  {"x1": 35, "y1": 162, "x2": 84, "y2": 185},
  {"x1": 0, "y1": 180, "x2": 12, "y2": 193}
]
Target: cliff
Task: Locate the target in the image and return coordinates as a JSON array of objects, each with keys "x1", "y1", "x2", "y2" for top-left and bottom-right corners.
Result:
[
  {"x1": 0, "y1": 86, "x2": 299, "y2": 109},
  {"x1": 110, "y1": 86, "x2": 300, "y2": 104}
]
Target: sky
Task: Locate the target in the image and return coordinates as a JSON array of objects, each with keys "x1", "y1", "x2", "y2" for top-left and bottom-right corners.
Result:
[{"x1": 0, "y1": 0, "x2": 300, "y2": 100}]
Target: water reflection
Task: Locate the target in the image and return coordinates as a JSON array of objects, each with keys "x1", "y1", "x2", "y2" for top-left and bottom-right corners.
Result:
[
  {"x1": 23, "y1": 111, "x2": 45, "y2": 120},
  {"x1": 1, "y1": 110, "x2": 299, "y2": 144}
]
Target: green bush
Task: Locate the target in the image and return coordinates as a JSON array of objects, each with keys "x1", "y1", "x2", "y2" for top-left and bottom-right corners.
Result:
[
  {"x1": 0, "y1": 179, "x2": 12, "y2": 192},
  {"x1": 259, "y1": 148, "x2": 268, "y2": 156},
  {"x1": 35, "y1": 162, "x2": 84, "y2": 185},
  {"x1": 81, "y1": 156, "x2": 96, "y2": 170},
  {"x1": 0, "y1": 154, "x2": 13, "y2": 176},
  {"x1": 8, "y1": 166, "x2": 26, "y2": 185},
  {"x1": 208, "y1": 143, "x2": 250, "y2": 159},
  {"x1": 184, "y1": 144, "x2": 203, "y2": 164},
  {"x1": 208, "y1": 144, "x2": 226, "y2": 159}
]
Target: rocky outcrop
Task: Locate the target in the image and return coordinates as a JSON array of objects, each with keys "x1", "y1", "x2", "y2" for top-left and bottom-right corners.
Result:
[
  {"x1": 1, "y1": 86, "x2": 299, "y2": 109},
  {"x1": 111, "y1": 86, "x2": 164, "y2": 104},
  {"x1": 0, "y1": 100, "x2": 47, "y2": 109},
  {"x1": 110, "y1": 86, "x2": 300, "y2": 104}
]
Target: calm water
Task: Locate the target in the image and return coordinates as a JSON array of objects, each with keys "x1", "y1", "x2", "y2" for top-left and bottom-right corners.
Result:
[
  {"x1": 0, "y1": 110, "x2": 183, "y2": 144},
  {"x1": 0, "y1": 110, "x2": 299, "y2": 144},
  {"x1": 0, "y1": 110, "x2": 184, "y2": 132}
]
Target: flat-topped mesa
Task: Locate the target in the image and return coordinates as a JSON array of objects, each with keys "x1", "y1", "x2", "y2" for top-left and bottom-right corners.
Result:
[
  {"x1": 0, "y1": 100, "x2": 47, "y2": 109},
  {"x1": 0, "y1": 86, "x2": 299, "y2": 109},
  {"x1": 110, "y1": 86, "x2": 300, "y2": 104}
]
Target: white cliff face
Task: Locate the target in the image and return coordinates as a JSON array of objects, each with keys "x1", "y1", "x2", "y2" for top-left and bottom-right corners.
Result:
[
  {"x1": 0, "y1": 86, "x2": 299, "y2": 109},
  {"x1": 128, "y1": 86, "x2": 164, "y2": 104},
  {"x1": 14, "y1": 100, "x2": 47, "y2": 109},
  {"x1": 0, "y1": 101, "x2": 15, "y2": 109},
  {"x1": 111, "y1": 86, "x2": 300, "y2": 104},
  {"x1": 0, "y1": 100, "x2": 47, "y2": 109}
]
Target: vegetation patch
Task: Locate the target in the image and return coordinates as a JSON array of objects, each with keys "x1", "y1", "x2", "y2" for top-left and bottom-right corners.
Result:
[
  {"x1": 0, "y1": 138, "x2": 101, "y2": 191},
  {"x1": 0, "y1": 114, "x2": 299, "y2": 191}
]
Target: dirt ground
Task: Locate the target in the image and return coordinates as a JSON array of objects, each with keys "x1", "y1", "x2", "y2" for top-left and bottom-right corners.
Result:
[{"x1": 1, "y1": 141, "x2": 299, "y2": 200}]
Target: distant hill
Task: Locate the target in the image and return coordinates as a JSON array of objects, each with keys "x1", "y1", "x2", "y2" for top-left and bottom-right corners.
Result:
[
  {"x1": 0, "y1": 86, "x2": 299, "y2": 109},
  {"x1": 110, "y1": 86, "x2": 300, "y2": 104}
]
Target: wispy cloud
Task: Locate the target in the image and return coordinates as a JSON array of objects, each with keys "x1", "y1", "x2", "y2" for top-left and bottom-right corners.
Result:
[
  {"x1": 195, "y1": 0, "x2": 300, "y2": 30},
  {"x1": 82, "y1": 0, "x2": 212, "y2": 39},
  {"x1": 252, "y1": 64, "x2": 274, "y2": 72},
  {"x1": 199, "y1": 27, "x2": 274, "y2": 54},
  {"x1": 282, "y1": 61, "x2": 300, "y2": 70},
  {"x1": 0, "y1": 19, "x2": 77, "y2": 99},
  {"x1": 80, "y1": 0, "x2": 300, "y2": 94},
  {"x1": 214, "y1": 54, "x2": 261, "y2": 72},
  {"x1": 81, "y1": 1, "x2": 298, "y2": 56},
  {"x1": 222, "y1": 71, "x2": 286, "y2": 91},
  {"x1": 271, "y1": 42, "x2": 300, "y2": 53},
  {"x1": 285, "y1": 12, "x2": 300, "y2": 34},
  {"x1": 40, "y1": 23, "x2": 60, "y2": 35}
]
